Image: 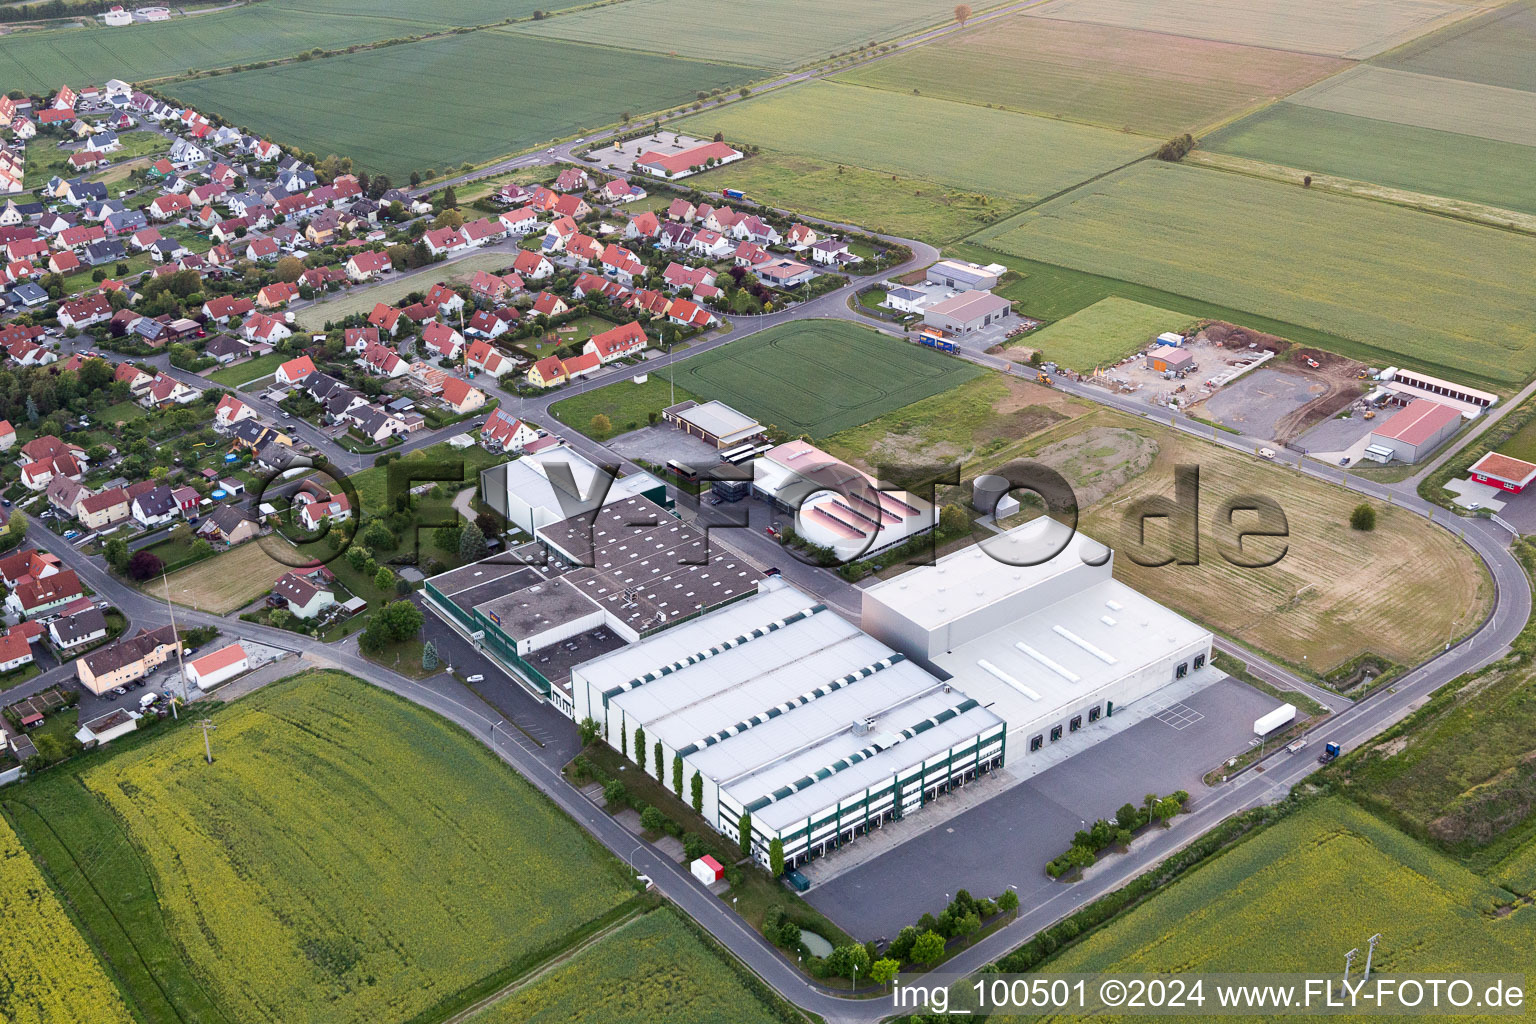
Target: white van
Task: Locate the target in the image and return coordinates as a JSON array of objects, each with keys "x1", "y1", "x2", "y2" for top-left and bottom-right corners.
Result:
[
  {"x1": 139, "y1": 692, "x2": 159, "y2": 711},
  {"x1": 1258, "y1": 447, "x2": 1276, "y2": 460}
]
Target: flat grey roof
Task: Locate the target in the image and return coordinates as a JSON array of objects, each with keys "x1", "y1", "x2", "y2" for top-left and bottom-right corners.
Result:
[
  {"x1": 429, "y1": 558, "x2": 539, "y2": 601},
  {"x1": 475, "y1": 576, "x2": 598, "y2": 638},
  {"x1": 667, "y1": 399, "x2": 762, "y2": 441}
]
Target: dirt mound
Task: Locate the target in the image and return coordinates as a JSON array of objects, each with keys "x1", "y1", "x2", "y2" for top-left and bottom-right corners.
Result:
[
  {"x1": 1198, "y1": 321, "x2": 1289, "y2": 354},
  {"x1": 1034, "y1": 426, "x2": 1159, "y2": 509}
]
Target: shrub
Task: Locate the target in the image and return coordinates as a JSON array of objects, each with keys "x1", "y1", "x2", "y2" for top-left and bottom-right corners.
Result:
[{"x1": 640, "y1": 805, "x2": 665, "y2": 832}]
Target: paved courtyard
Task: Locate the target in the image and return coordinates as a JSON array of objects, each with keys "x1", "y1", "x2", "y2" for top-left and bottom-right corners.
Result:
[
  {"x1": 804, "y1": 675, "x2": 1278, "y2": 941},
  {"x1": 586, "y1": 132, "x2": 709, "y2": 174},
  {"x1": 1203, "y1": 369, "x2": 1323, "y2": 439},
  {"x1": 607, "y1": 424, "x2": 722, "y2": 469}
]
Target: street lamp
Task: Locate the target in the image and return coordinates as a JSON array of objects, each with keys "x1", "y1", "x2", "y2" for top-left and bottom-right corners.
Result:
[{"x1": 625, "y1": 842, "x2": 642, "y2": 877}]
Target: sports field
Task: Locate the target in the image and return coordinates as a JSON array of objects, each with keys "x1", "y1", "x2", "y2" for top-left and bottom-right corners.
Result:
[
  {"x1": 2, "y1": 6, "x2": 434, "y2": 95},
  {"x1": 0, "y1": 815, "x2": 134, "y2": 1024},
  {"x1": 159, "y1": 536, "x2": 309, "y2": 614},
  {"x1": 1002, "y1": 799, "x2": 1535, "y2": 998},
  {"x1": 973, "y1": 161, "x2": 1536, "y2": 388},
  {"x1": 685, "y1": 151, "x2": 1007, "y2": 243},
  {"x1": 670, "y1": 320, "x2": 984, "y2": 437},
  {"x1": 171, "y1": 31, "x2": 760, "y2": 177},
  {"x1": 1059, "y1": 411, "x2": 1488, "y2": 671},
  {"x1": 1377, "y1": 1, "x2": 1536, "y2": 92},
  {"x1": 1205, "y1": 103, "x2": 1536, "y2": 216},
  {"x1": 1016, "y1": 297, "x2": 1194, "y2": 373},
  {"x1": 834, "y1": 17, "x2": 1346, "y2": 136},
  {"x1": 675, "y1": 81, "x2": 1151, "y2": 206},
  {"x1": 2, "y1": 672, "x2": 633, "y2": 1024},
  {"x1": 1289, "y1": 66, "x2": 1536, "y2": 146},
  {"x1": 466, "y1": 909, "x2": 789, "y2": 1024},
  {"x1": 509, "y1": 0, "x2": 955, "y2": 69},
  {"x1": 1026, "y1": 0, "x2": 1474, "y2": 59}
]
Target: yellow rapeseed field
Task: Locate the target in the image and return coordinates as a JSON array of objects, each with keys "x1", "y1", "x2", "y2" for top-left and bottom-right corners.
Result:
[
  {"x1": 0, "y1": 815, "x2": 134, "y2": 1024},
  {"x1": 80, "y1": 671, "x2": 632, "y2": 1024}
]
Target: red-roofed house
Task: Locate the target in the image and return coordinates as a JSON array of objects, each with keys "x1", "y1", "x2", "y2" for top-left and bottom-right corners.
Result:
[
  {"x1": 214, "y1": 393, "x2": 256, "y2": 427},
  {"x1": 1469, "y1": 452, "x2": 1536, "y2": 493},
  {"x1": 203, "y1": 295, "x2": 254, "y2": 322},
  {"x1": 481, "y1": 408, "x2": 538, "y2": 451},
  {"x1": 420, "y1": 321, "x2": 464, "y2": 360},
  {"x1": 529, "y1": 291, "x2": 568, "y2": 318},
  {"x1": 498, "y1": 207, "x2": 540, "y2": 235},
  {"x1": 470, "y1": 269, "x2": 522, "y2": 304},
  {"x1": 423, "y1": 226, "x2": 467, "y2": 256},
  {"x1": 625, "y1": 211, "x2": 660, "y2": 240},
  {"x1": 368, "y1": 303, "x2": 403, "y2": 336},
  {"x1": 256, "y1": 281, "x2": 298, "y2": 308},
  {"x1": 512, "y1": 249, "x2": 553, "y2": 280},
  {"x1": 600, "y1": 243, "x2": 644, "y2": 284},
  {"x1": 465, "y1": 339, "x2": 514, "y2": 377},
  {"x1": 440, "y1": 376, "x2": 486, "y2": 415},
  {"x1": 57, "y1": 294, "x2": 112, "y2": 330},
  {"x1": 346, "y1": 249, "x2": 391, "y2": 281},
  {"x1": 1367, "y1": 399, "x2": 1464, "y2": 465},
  {"x1": 185, "y1": 643, "x2": 249, "y2": 689},
  {"x1": 357, "y1": 341, "x2": 406, "y2": 378},
  {"x1": 584, "y1": 321, "x2": 648, "y2": 364},
  {"x1": 242, "y1": 312, "x2": 291, "y2": 344},
  {"x1": 148, "y1": 193, "x2": 190, "y2": 220},
  {"x1": 275, "y1": 355, "x2": 316, "y2": 386}
]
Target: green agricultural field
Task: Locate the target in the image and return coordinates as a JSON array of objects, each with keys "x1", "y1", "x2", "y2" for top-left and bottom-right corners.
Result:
[
  {"x1": 1, "y1": 672, "x2": 634, "y2": 1024},
  {"x1": 1340, "y1": 652, "x2": 1536, "y2": 872},
  {"x1": 1024, "y1": 0, "x2": 1475, "y2": 59},
  {"x1": 673, "y1": 320, "x2": 984, "y2": 438},
  {"x1": 685, "y1": 152, "x2": 1008, "y2": 244},
  {"x1": 674, "y1": 81, "x2": 1151, "y2": 207},
  {"x1": 264, "y1": 0, "x2": 584, "y2": 27},
  {"x1": 1378, "y1": 1, "x2": 1536, "y2": 92},
  {"x1": 467, "y1": 909, "x2": 790, "y2": 1024},
  {"x1": 1205, "y1": 103, "x2": 1536, "y2": 216},
  {"x1": 2, "y1": 6, "x2": 443, "y2": 95},
  {"x1": 171, "y1": 31, "x2": 761, "y2": 177},
  {"x1": 1015, "y1": 297, "x2": 1195, "y2": 373},
  {"x1": 1289, "y1": 65, "x2": 1536, "y2": 147},
  {"x1": 834, "y1": 16, "x2": 1346, "y2": 136},
  {"x1": 972, "y1": 161, "x2": 1536, "y2": 389},
  {"x1": 998, "y1": 799, "x2": 1536, "y2": 1013},
  {"x1": 509, "y1": 0, "x2": 955, "y2": 69}
]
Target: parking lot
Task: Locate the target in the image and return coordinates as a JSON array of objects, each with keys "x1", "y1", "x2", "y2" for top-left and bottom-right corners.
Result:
[
  {"x1": 804, "y1": 676, "x2": 1278, "y2": 940},
  {"x1": 607, "y1": 424, "x2": 722, "y2": 470},
  {"x1": 1202, "y1": 368, "x2": 1324, "y2": 439},
  {"x1": 584, "y1": 131, "x2": 708, "y2": 174}
]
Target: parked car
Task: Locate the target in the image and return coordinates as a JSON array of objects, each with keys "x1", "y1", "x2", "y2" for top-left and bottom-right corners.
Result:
[
  {"x1": 466, "y1": 674, "x2": 484, "y2": 683},
  {"x1": 111, "y1": 686, "x2": 127, "y2": 697}
]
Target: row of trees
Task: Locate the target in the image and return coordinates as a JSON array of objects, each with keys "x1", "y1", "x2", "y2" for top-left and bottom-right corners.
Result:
[{"x1": 1047, "y1": 791, "x2": 1190, "y2": 878}]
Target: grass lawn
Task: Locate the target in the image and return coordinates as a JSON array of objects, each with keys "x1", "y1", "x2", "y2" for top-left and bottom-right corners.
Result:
[
  {"x1": 685, "y1": 151, "x2": 1009, "y2": 244},
  {"x1": 1014, "y1": 296, "x2": 1198, "y2": 373},
  {"x1": 1204, "y1": 101, "x2": 1536, "y2": 217},
  {"x1": 95, "y1": 400, "x2": 148, "y2": 427},
  {"x1": 207, "y1": 351, "x2": 288, "y2": 388},
  {"x1": 22, "y1": 136, "x2": 79, "y2": 188},
  {"x1": 0, "y1": 672, "x2": 636, "y2": 1024},
  {"x1": 970, "y1": 160, "x2": 1536, "y2": 391},
  {"x1": 158, "y1": 537, "x2": 305, "y2": 614},
  {"x1": 517, "y1": 315, "x2": 620, "y2": 359},
  {"x1": 0, "y1": 661, "x2": 43, "y2": 692},
  {"x1": 346, "y1": 442, "x2": 502, "y2": 520},
  {"x1": 551, "y1": 376, "x2": 699, "y2": 441},
  {"x1": 835, "y1": 15, "x2": 1345, "y2": 136},
  {"x1": 61, "y1": 253, "x2": 152, "y2": 295},
  {"x1": 1497, "y1": 415, "x2": 1536, "y2": 464},
  {"x1": 296, "y1": 252, "x2": 517, "y2": 329},
  {"x1": 675, "y1": 80, "x2": 1151, "y2": 208},
  {"x1": 170, "y1": 31, "x2": 762, "y2": 178}
]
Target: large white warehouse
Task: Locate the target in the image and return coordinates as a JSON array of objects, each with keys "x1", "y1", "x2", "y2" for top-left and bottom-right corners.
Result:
[
  {"x1": 572, "y1": 578, "x2": 1005, "y2": 870},
  {"x1": 861, "y1": 518, "x2": 1212, "y2": 754}
]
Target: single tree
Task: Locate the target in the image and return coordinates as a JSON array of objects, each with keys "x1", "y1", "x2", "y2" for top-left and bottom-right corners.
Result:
[
  {"x1": 690, "y1": 770, "x2": 704, "y2": 814},
  {"x1": 769, "y1": 837, "x2": 785, "y2": 877},
  {"x1": 996, "y1": 888, "x2": 1019, "y2": 917},
  {"x1": 671, "y1": 753, "x2": 684, "y2": 798},
  {"x1": 421, "y1": 640, "x2": 438, "y2": 671},
  {"x1": 127, "y1": 549, "x2": 163, "y2": 581},
  {"x1": 911, "y1": 931, "x2": 946, "y2": 967},
  {"x1": 869, "y1": 957, "x2": 900, "y2": 990},
  {"x1": 578, "y1": 716, "x2": 600, "y2": 746},
  {"x1": 633, "y1": 726, "x2": 646, "y2": 767},
  {"x1": 738, "y1": 810, "x2": 752, "y2": 859},
  {"x1": 104, "y1": 536, "x2": 129, "y2": 570},
  {"x1": 954, "y1": 2, "x2": 971, "y2": 25},
  {"x1": 374, "y1": 566, "x2": 395, "y2": 591},
  {"x1": 640, "y1": 804, "x2": 665, "y2": 832},
  {"x1": 653, "y1": 739, "x2": 664, "y2": 780},
  {"x1": 1350, "y1": 503, "x2": 1377, "y2": 531},
  {"x1": 442, "y1": 185, "x2": 458, "y2": 209},
  {"x1": 954, "y1": 911, "x2": 981, "y2": 945},
  {"x1": 590, "y1": 412, "x2": 612, "y2": 436},
  {"x1": 274, "y1": 256, "x2": 304, "y2": 282},
  {"x1": 458, "y1": 520, "x2": 487, "y2": 561}
]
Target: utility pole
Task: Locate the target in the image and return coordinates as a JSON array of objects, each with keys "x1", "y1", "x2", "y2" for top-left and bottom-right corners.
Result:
[
  {"x1": 199, "y1": 718, "x2": 216, "y2": 764},
  {"x1": 1341, "y1": 947, "x2": 1359, "y2": 997},
  {"x1": 161, "y1": 571, "x2": 187, "y2": 720},
  {"x1": 1363, "y1": 934, "x2": 1381, "y2": 984}
]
